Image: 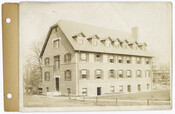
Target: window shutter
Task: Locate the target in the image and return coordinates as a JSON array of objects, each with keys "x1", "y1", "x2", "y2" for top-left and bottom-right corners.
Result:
[
  {"x1": 70, "y1": 70, "x2": 72, "y2": 81},
  {"x1": 140, "y1": 70, "x2": 142, "y2": 77},
  {"x1": 87, "y1": 70, "x2": 90, "y2": 80},
  {"x1": 69, "y1": 53, "x2": 71, "y2": 62},
  {"x1": 130, "y1": 70, "x2": 132, "y2": 78},
  {"x1": 94, "y1": 54, "x2": 96, "y2": 62},
  {"x1": 136, "y1": 70, "x2": 138, "y2": 78},
  {"x1": 94, "y1": 70, "x2": 97, "y2": 80},
  {"x1": 100, "y1": 54, "x2": 103, "y2": 63},
  {"x1": 79, "y1": 70, "x2": 82, "y2": 80},
  {"x1": 64, "y1": 71, "x2": 66, "y2": 81},
  {"x1": 108, "y1": 70, "x2": 110, "y2": 79},
  {"x1": 101, "y1": 70, "x2": 104, "y2": 79},
  {"x1": 64, "y1": 55, "x2": 66, "y2": 63}
]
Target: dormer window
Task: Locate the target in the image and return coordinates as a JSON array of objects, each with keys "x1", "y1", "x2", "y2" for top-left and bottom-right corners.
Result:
[
  {"x1": 87, "y1": 34, "x2": 99, "y2": 46},
  {"x1": 138, "y1": 43, "x2": 147, "y2": 51},
  {"x1": 122, "y1": 42, "x2": 127, "y2": 49},
  {"x1": 72, "y1": 32, "x2": 86, "y2": 45},
  {"x1": 114, "y1": 41, "x2": 120, "y2": 48},
  {"x1": 77, "y1": 37, "x2": 84, "y2": 44},
  {"x1": 105, "y1": 40, "x2": 111, "y2": 47},
  {"x1": 92, "y1": 38, "x2": 98, "y2": 46},
  {"x1": 133, "y1": 44, "x2": 137, "y2": 50}
]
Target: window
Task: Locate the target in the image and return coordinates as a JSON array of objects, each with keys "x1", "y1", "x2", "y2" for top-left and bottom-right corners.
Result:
[
  {"x1": 46, "y1": 87, "x2": 49, "y2": 92},
  {"x1": 44, "y1": 57, "x2": 50, "y2": 65},
  {"x1": 81, "y1": 69, "x2": 87, "y2": 79},
  {"x1": 118, "y1": 70, "x2": 123, "y2": 78},
  {"x1": 81, "y1": 53, "x2": 87, "y2": 61},
  {"x1": 137, "y1": 70, "x2": 142, "y2": 78},
  {"x1": 109, "y1": 69, "x2": 115, "y2": 78},
  {"x1": 145, "y1": 58, "x2": 150, "y2": 64},
  {"x1": 136, "y1": 57, "x2": 141, "y2": 64},
  {"x1": 126, "y1": 56, "x2": 131, "y2": 64},
  {"x1": 119, "y1": 85, "x2": 123, "y2": 92},
  {"x1": 138, "y1": 84, "x2": 141, "y2": 91},
  {"x1": 54, "y1": 56, "x2": 60, "y2": 70},
  {"x1": 82, "y1": 88, "x2": 87, "y2": 96},
  {"x1": 65, "y1": 70, "x2": 71, "y2": 81},
  {"x1": 96, "y1": 69, "x2": 102, "y2": 79},
  {"x1": 118, "y1": 56, "x2": 123, "y2": 63},
  {"x1": 114, "y1": 41, "x2": 120, "y2": 48},
  {"x1": 77, "y1": 37, "x2": 83, "y2": 44},
  {"x1": 147, "y1": 84, "x2": 150, "y2": 89},
  {"x1": 45, "y1": 72, "x2": 50, "y2": 81},
  {"x1": 127, "y1": 85, "x2": 131, "y2": 92},
  {"x1": 146, "y1": 70, "x2": 150, "y2": 78},
  {"x1": 64, "y1": 53, "x2": 71, "y2": 63},
  {"x1": 95, "y1": 54, "x2": 101, "y2": 62},
  {"x1": 105, "y1": 40, "x2": 111, "y2": 47},
  {"x1": 127, "y1": 70, "x2": 131, "y2": 78},
  {"x1": 92, "y1": 39, "x2": 98, "y2": 46},
  {"x1": 53, "y1": 39, "x2": 59, "y2": 48},
  {"x1": 109, "y1": 55, "x2": 114, "y2": 63},
  {"x1": 67, "y1": 88, "x2": 71, "y2": 94},
  {"x1": 133, "y1": 44, "x2": 137, "y2": 50},
  {"x1": 110, "y1": 86, "x2": 115, "y2": 92}
]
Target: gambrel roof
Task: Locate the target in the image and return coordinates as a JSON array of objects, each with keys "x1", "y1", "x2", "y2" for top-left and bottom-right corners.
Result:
[{"x1": 40, "y1": 20, "x2": 152, "y2": 57}]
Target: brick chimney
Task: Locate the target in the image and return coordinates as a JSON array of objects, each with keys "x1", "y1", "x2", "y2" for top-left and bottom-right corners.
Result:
[{"x1": 132, "y1": 27, "x2": 138, "y2": 41}]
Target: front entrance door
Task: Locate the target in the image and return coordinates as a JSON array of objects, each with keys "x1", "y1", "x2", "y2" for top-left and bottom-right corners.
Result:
[
  {"x1": 97, "y1": 87, "x2": 101, "y2": 96},
  {"x1": 55, "y1": 78, "x2": 59, "y2": 91}
]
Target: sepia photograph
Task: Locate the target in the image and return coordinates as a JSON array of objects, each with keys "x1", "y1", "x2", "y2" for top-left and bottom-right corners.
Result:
[{"x1": 19, "y1": 2, "x2": 172, "y2": 111}]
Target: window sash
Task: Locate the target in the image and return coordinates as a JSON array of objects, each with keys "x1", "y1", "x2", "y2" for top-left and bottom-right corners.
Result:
[{"x1": 81, "y1": 53, "x2": 86, "y2": 60}]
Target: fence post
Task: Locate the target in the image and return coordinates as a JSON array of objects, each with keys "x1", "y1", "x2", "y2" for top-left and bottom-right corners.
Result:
[
  {"x1": 96, "y1": 96, "x2": 98, "y2": 104},
  {"x1": 116, "y1": 98, "x2": 118, "y2": 106},
  {"x1": 147, "y1": 99, "x2": 149, "y2": 106}
]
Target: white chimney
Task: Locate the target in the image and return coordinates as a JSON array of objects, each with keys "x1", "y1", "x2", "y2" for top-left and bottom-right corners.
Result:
[{"x1": 132, "y1": 27, "x2": 138, "y2": 41}]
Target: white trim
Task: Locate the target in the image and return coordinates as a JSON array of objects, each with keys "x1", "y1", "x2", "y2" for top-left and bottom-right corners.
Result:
[{"x1": 52, "y1": 37, "x2": 61, "y2": 42}]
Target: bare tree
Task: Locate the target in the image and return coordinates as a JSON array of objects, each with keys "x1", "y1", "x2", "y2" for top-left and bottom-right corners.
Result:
[{"x1": 23, "y1": 41, "x2": 43, "y2": 95}]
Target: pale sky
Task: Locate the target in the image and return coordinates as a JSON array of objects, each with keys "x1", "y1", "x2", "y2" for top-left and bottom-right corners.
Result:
[{"x1": 20, "y1": 2, "x2": 172, "y2": 65}]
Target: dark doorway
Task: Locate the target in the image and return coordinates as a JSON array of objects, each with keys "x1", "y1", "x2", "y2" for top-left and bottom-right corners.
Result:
[
  {"x1": 55, "y1": 78, "x2": 59, "y2": 91},
  {"x1": 97, "y1": 87, "x2": 101, "y2": 96}
]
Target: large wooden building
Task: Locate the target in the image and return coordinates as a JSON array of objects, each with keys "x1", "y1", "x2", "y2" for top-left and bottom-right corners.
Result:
[{"x1": 40, "y1": 20, "x2": 153, "y2": 96}]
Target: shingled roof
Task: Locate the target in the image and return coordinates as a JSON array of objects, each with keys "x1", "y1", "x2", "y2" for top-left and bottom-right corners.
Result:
[{"x1": 40, "y1": 20, "x2": 153, "y2": 57}]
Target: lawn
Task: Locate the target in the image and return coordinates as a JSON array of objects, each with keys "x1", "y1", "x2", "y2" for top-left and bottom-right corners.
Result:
[{"x1": 23, "y1": 89, "x2": 171, "y2": 107}]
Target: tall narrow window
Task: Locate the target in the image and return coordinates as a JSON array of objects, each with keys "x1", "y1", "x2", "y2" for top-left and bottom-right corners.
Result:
[
  {"x1": 137, "y1": 70, "x2": 142, "y2": 78},
  {"x1": 92, "y1": 39, "x2": 98, "y2": 46},
  {"x1": 119, "y1": 70, "x2": 123, "y2": 78},
  {"x1": 136, "y1": 57, "x2": 141, "y2": 64},
  {"x1": 119, "y1": 85, "x2": 123, "y2": 92},
  {"x1": 81, "y1": 53, "x2": 87, "y2": 61},
  {"x1": 114, "y1": 41, "x2": 120, "y2": 48},
  {"x1": 105, "y1": 40, "x2": 111, "y2": 47},
  {"x1": 53, "y1": 39, "x2": 59, "y2": 48},
  {"x1": 77, "y1": 37, "x2": 83, "y2": 44},
  {"x1": 110, "y1": 86, "x2": 115, "y2": 92},
  {"x1": 81, "y1": 69, "x2": 87, "y2": 79},
  {"x1": 138, "y1": 84, "x2": 141, "y2": 91},
  {"x1": 44, "y1": 57, "x2": 50, "y2": 66},
  {"x1": 46, "y1": 87, "x2": 49, "y2": 92},
  {"x1": 127, "y1": 70, "x2": 131, "y2": 78},
  {"x1": 44, "y1": 72, "x2": 50, "y2": 81},
  {"x1": 127, "y1": 85, "x2": 131, "y2": 92},
  {"x1": 64, "y1": 53, "x2": 71, "y2": 63},
  {"x1": 118, "y1": 56, "x2": 123, "y2": 63},
  {"x1": 54, "y1": 56, "x2": 60, "y2": 70},
  {"x1": 146, "y1": 70, "x2": 150, "y2": 78},
  {"x1": 82, "y1": 88, "x2": 87, "y2": 96},
  {"x1": 96, "y1": 69, "x2": 102, "y2": 79},
  {"x1": 95, "y1": 54, "x2": 101, "y2": 62},
  {"x1": 65, "y1": 70, "x2": 71, "y2": 81},
  {"x1": 110, "y1": 69, "x2": 115, "y2": 78},
  {"x1": 109, "y1": 55, "x2": 114, "y2": 63},
  {"x1": 145, "y1": 58, "x2": 150, "y2": 64},
  {"x1": 126, "y1": 56, "x2": 131, "y2": 64}
]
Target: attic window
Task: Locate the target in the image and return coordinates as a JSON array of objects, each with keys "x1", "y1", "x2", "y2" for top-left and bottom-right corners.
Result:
[
  {"x1": 133, "y1": 44, "x2": 137, "y2": 50},
  {"x1": 114, "y1": 41, "x2": 120, "y2": 48},
  {"x1": 122, "y1": 42, "x2": 127, "y2": 49},
  {"x1": 77, "y1": 37, "x2": 84, "y2": 44},
  {"x1": 105, "y1": 40, "x2": 111, "y2": 47},
  {"x1": 92, "y1": 38, "x2": 98, "y2": 46}
]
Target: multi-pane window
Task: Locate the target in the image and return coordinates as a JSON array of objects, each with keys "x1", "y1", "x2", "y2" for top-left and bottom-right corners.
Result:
[
  {"x1": 110, "y1": 86, "x2": 115, "y2": 92},
  {"x1": 109, "y1": 55, "x2": 114, "y2": 63},
  {"x1": 81, "y1": 53, "x2": 87, "y2": 61},
  {"x1": 127, "y1": 85, "x2": 131, "y2": 92},
  {"x1": 53, "y1": 39, "x2": 59, "y2": 48},
  {"x1": 44, "y1": 57, "x2": 50, "y2": 65},
  {"x1": 82, "y1": 88, "x2": 87, "y2": 96},
  {"x1": 145, "y1": 70, "x2": 150, "y2": 78},
  {"x1": 145, "y1": 58, "x2": 150, "y2": 64},
  {"x1": 119, "y1": 85, "x2": 123, "y2": 92},
  {"x1": 136, "y1": 57, "x2": 141, "y2": 64},
  {"x1": 109, "y1": 69, "x2": 115, "y2": 78},
  {"x1": 118, "y1": 70, "x2": 123, "y2": 78},
  {"x1": 95, "y1": 54, "x2": 101, "y2": 62},
  {"x1": 96, "y1": 69, "x2": 102, "y2": 79},
  {"x1": 92, "y1": 39, "x2": 98, "y2": 46},
  {"x1": 54, "y1": 55, "x2": 60, "y2": 70},
  {"x1": 46, "y1": 87, "x2": 49, "y2": 92},
  {"x1": 64, "y1": 53, "x2": 71, "y2": 63},
  {"x1": 81, "y1": 69, "x2": 87, "y2": 79},
  {"x1": 65, "y1": 70, "x2": 71, "y2": 81},
  {"x1": 136, "y1": 70, "x2": 142, "y2": 78},
  {"x1": 44, "y1": 72, "x2": 50, "y2": 81},
  {"x1": 127, "y1": 70, "x2": 131, "y2": 78},
  {"x1": 118, "y1": 56, "x2": 123, "y2": 63},
  {"x1": 126, "y1": 56, "x2": 131, "y2": 64},
  {"x1": 114, "y1": 41, "x2": 120, "y2": 48},
  {"x1": 138, "y1": 84, "x2": 141, "y2": 91}
]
